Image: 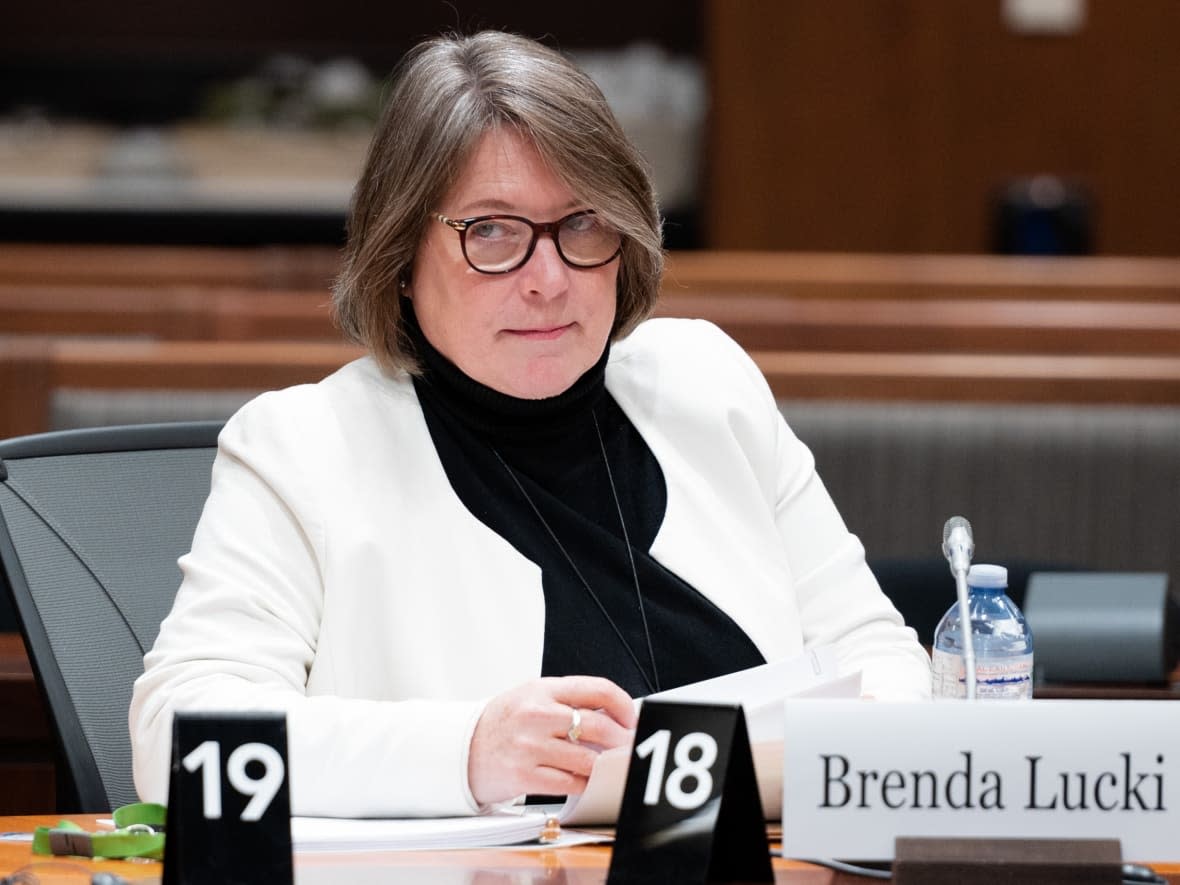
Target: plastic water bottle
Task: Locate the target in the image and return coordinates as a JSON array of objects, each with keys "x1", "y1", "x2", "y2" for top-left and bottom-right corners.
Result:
[{"x1": 931, "y1": 564, "x2": 1034, "y2": 699}]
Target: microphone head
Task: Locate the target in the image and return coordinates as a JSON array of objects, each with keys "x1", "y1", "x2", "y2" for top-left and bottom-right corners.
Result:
[
  {"x1": 942, "y1": 515, "x2": 975, "y2": 574},
  {"x1": 942, "y1": 515, "x2": 973, "y2": 549}
]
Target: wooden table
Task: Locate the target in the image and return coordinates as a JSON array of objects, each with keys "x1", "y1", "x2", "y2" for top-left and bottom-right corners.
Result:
[
  {"x1": 2, "y1": 815, "x2": 1179, "y2": 884},
  {"x1": 0, "y1": 814, "x2": 828, "y2": 884}
]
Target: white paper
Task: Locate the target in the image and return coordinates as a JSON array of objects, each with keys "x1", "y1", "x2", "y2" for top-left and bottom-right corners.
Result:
[{"x1": 560, "y1": 647, "x2": 860, "y2": 825}]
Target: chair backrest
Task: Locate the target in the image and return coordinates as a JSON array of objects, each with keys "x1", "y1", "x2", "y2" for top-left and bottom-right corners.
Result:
[{"x1": 0, "y1": 422, "x2": 222, "y2": 811}]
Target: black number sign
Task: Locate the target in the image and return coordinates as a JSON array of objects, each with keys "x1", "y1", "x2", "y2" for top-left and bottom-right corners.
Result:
[
  {"x1": 607, "y1": 701, "x2": 772, "y2": 884},
  {"x1": 163, "y1": 712, "x2": 293, "y2": 885}
]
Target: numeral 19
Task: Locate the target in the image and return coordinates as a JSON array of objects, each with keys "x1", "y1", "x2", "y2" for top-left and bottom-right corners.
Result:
[
  {"x1": 634, "y1": 729, "x2": 718, "y2": 810},
  {"x1": 182, "y1": 740, "x2": 285, "y2": 821}
]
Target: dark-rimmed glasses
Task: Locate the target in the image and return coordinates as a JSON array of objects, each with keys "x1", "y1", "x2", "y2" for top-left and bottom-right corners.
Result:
[{"x1": 434, "y1": 210, "x2": 623, "y2": 274}]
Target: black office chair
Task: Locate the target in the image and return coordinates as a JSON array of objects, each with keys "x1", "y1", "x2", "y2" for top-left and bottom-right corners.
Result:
[{"x1": 0, "y1": 422, "x2": 222, "y2": 811}]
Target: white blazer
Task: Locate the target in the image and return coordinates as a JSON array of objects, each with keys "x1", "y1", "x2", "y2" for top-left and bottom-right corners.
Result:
[{"x1": 130, "y1": 318, "x2": 931, "y2": 817}]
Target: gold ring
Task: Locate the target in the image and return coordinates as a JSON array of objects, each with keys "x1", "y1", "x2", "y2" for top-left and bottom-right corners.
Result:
[{"x1": 566, "y1": 707, "x2": 583, "y2": 743}]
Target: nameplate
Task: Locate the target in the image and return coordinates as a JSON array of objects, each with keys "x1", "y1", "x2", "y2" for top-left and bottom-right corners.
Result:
[{"x1": 781, "y1": 699, "x2": 1178, "y2": 861}]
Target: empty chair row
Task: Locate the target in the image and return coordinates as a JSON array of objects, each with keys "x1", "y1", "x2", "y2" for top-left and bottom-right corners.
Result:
[
  {"x1": 3, "y1": 243, "x2": 1180, "y2": 300},
  {"x1": 4, "y1": 335, "x2": 1180, "y2": 439},
  {"x1": 6, "y1": 282, "x2": 1180, "y2": 355}
]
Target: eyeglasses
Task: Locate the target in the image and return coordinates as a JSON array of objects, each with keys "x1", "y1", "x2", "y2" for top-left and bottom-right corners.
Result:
[{"x1": 434, "y1": 209, "x2": 623, "y2": 274}]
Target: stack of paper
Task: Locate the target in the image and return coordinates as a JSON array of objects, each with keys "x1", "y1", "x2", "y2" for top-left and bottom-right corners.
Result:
[{"x1": 292, "y1": 807, "x2": 599, "y2": 853}]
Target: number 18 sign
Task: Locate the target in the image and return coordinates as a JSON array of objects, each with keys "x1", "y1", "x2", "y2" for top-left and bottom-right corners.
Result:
[
  {"x1": 164, "y1": 712, "x2": 293, "y2": 885},
  {"x1": 607, "y1": 701, "x2": 772, "y2": 885}
]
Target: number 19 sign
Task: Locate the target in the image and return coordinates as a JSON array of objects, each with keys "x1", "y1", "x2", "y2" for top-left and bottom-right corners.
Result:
[
  {"x1": 164, "y1": 712, "x2": 293, "y2": 885},
  {"x1": 607, "y1": 701, "x2": 772, "y2": 885}
]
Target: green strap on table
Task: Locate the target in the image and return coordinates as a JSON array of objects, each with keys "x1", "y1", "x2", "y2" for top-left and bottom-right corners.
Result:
[{"x1": 32, "y1": 802, "x2": 167, "y2": 860}]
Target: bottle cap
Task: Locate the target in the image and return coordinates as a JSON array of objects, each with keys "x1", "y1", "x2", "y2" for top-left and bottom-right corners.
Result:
[{"x1": 967, "y1": 563, "x2": 1008, "y2": 588}]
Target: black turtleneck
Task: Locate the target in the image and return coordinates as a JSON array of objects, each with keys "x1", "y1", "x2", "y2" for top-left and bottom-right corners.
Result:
[{"x1": 405, "y1": 300, "x2": 765, "y2": 697}]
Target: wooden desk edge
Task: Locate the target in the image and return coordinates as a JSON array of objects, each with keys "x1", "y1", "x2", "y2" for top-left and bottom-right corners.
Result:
[
  {"x1": 2, "y1": 815, "x2": 1178, "y2": 882},
  {"x1": 0, "y1": 815, "x2": 820, "y2": 879}
]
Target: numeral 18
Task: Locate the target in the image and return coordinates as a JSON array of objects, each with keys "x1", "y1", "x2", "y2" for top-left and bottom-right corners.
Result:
[{"x1": 634, "y1": 729, "x2": 718, "y2": 810}]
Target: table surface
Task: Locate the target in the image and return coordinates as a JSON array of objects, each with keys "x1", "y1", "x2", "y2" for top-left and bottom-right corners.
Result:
[
  {"x1": 2, "y1": 815, "x2": 1179, "y2": 885},
  {"x1": 0, "y1": 814, "x2": 837, "y2": 884}
]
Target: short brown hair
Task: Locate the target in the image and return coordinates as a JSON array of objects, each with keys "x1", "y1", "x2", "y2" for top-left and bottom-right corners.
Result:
[{"x1": 332, "y1": 31, "x2": 664, "y2": 375}]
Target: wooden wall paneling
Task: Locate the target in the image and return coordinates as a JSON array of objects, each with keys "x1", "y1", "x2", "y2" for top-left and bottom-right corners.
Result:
[
  {"x1": 953, "y1": 2, "x2": 1180, "y2": 256},
  {"x1": 705, "y1": 1, "x2": 960, "y2": 252},
  {"x1": 705, "y1": 1, "x2": 1180, "y2": 255}
]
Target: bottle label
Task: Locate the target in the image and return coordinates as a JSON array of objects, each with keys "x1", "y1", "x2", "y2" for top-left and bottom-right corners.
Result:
[{"x1": 931, "y1": 650, "x2": 1034, "y2": 700}]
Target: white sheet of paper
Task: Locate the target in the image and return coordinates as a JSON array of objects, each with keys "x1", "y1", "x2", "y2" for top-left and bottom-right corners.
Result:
[{"x1": 560, "y1": 647, "x2": 861, "y2": 825}]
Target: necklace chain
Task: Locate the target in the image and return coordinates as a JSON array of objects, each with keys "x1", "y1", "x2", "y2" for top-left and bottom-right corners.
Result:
[{"x1": 491, "y1": 411, "x2": 661, "y2": 694}]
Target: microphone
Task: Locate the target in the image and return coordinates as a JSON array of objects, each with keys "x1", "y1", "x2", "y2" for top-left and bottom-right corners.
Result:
[
  {"x1": 942, "y1": 516, "x2": 977, "y2": 700},
  {"x1": 942, "y1": 516, "x2": 974, "y2": 578}
]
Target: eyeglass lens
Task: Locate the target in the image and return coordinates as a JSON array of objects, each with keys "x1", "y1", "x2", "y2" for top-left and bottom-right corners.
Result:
[{"x1": 462, "y1": 212, "x2": 620, "y2": 273}]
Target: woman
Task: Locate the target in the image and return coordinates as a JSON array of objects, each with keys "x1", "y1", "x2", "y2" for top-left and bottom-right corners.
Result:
[{"x1": 130, "y1": 30, "x2": 931, "y2": 819}]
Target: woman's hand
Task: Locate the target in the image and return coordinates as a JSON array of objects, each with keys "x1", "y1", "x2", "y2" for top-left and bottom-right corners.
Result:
[{"x1": 467, "y1": 675, "x2": 637, "y2": 807}]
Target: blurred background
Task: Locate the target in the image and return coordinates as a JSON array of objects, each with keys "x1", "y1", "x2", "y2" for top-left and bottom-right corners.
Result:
[
  {"x1": 5, "y1": 0, "x2": 1180, "y2": 818},
  {"x1": 3, "y1": 0, "x2": 1178, "y2": 255}
]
